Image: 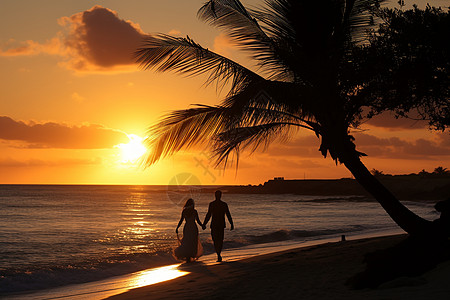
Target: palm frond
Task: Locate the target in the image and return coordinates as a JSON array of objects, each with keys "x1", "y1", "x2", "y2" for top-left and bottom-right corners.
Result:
[
  {"x1": 345, "y1": 0, "x2": 386, "y2": 44},
  {"x1": 142, "y1": 79, "x2": 320, "y2": 167},
  {"x1": 198, "y1": 0, "x2": 295, "y2": 80},
  {"x1": 241, "y1": 106, "x2": 318, "y2": 131},
  {"x1": 249, "y1": 0, "x2": 385, "y2": 82},
  {"x1": 139, "y1": 0, "x2": 386, "y2": 168},
  {"x1": 213, "y1": 122, "x2": 295, "y2": 167},
  {"x1": 143, "y1": 105, "x2": 231, "y2": 165},
  {"x1": 198, "y1": 0, "x2": 272, "y2": 53},
  {"x1": 135, "y1": 34, "x2": 261, "y2": 93},
  {"x1": 222, "y1": 79, "x2": 319, "y2": 125},
  {"x1": 250, "y1": 1, "x2": 339, "y2": 82}
]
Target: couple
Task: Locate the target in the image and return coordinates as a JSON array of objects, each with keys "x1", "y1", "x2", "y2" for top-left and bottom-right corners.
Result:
[{"x1": 174, "y1": 190, "x2": 234, "y2": 263}]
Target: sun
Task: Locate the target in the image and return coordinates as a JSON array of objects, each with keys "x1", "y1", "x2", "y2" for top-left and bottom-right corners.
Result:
[{"x1": 116, "y1": 134, "x2": 148, "y2": 163}]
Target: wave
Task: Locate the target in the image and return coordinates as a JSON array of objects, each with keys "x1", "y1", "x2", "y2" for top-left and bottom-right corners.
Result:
[
  {"x1": 1, "y1": 224, "x2": 374, "y2": 296},
  {"x1": 201, "y1": 226, "x2": 367, "y2": 253},
  {"x1": 247, "y1": 227, "x2": 362, "y2": 243},
  {"x1": 280, "y1": 196, "x2": 372, "y2": 203},
  {"x1": 0, "y1": 251, "x2": 177, "y2": 295}
]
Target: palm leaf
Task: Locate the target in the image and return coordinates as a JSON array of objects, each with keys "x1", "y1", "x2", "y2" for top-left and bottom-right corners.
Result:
[
  {"x1": 221, "y1": 78, "x2": 317, "y2": 117},
  {"x1": 346, "y1": 0, "x2": 386, "y2": 44},
  {"x1": 250, "y1": 0, "x2": 385, "y2": 82},
  {"x1": 198, "y1": 0, "x2": 272, "y2": 55},
  {"x1": 143, "y1": 105, "x2": 231, "y2": 165},
  {"x1": 140, "y1": 0, "x2": 384, "y2": 168},
  {"x1": 198, "y1": 0, "x2": 297, "y2": 80},
  {"x1": 213, "y1": 122, "x2": 296, "y2": 167},
  {"x1": 143, "y1": 84, "x2": 319, "y2": 167},
  {"x1": 135, "y1": 34, "x2": 262, "y2": 94}
]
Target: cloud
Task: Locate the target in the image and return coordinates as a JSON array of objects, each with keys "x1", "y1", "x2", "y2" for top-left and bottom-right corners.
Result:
[
  {"x1": 259, "y1": 131, "x2": 449, "y2": 161},
  {"x1": 0, "y1": 116, "x2": 128, "y2": 149},
  {"x1": 266, "y1": 135, "x2": 322, "y2": 158},
  {"x1": 213, "y1": 33, "x2": 235, "y2": 57},
  {"x1": 438, "y1": 133, "x2": 450, "y2": 147},
  {"x1": 59, "y1": 6, "x2": 147, "y2": 71},
  {"x1": 71, "y1": 92, "x2": 85, "y2": 103},
  {"x1": 168, "y1": 29, "x2": 181, "y2": 36},
  {"x1": 0, "y1": 6, "x2": 147, "y2": 72},
  {"x1": 365, "y1": 111, "x2": 428, "y2": 130},
  {"x1": 0, "y1": 157, "x2": 102, "y2": 167},
  {"x1": 354, "y1": 132, "x2": 450, "y2": 159},
  {"x1": 0, "y1": 37, "x2": 63, "y2": 56}
]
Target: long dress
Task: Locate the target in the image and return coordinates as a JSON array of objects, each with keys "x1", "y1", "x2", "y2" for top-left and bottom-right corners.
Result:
[{"x1": 173, "y1": 207, "x2": 203, "y2": 261}]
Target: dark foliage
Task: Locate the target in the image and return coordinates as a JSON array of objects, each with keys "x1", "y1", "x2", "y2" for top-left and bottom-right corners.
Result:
[{"x1": 357, "y1": 5, "x2": 450, "y2": 131}]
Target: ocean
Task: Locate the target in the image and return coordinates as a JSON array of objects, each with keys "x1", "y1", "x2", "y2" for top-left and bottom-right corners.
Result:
[{"x1": 0, "y1": 185, "x2": 438, "y2": 296}]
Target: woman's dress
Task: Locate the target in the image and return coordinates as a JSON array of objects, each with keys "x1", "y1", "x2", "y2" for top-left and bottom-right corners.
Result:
[{"x1": 173, "y1": 208, "x2": 203, "y2": 260}]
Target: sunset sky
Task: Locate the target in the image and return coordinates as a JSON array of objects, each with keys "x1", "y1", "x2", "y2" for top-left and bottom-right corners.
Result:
[{"x1": 1, "y1": 0, "x2": 449, "y2": 185}]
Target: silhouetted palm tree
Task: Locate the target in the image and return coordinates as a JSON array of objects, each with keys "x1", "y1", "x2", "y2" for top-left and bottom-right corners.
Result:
[
  {"x1": 136, "y1": 0, "x2": 433, "y2": 234},
  {"x1": 433, "y1": 166, "x2": 449, "y2": 175}
]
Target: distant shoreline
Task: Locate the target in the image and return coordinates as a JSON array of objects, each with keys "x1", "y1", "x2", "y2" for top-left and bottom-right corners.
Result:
[
  {"x1": 2, "y1": 176, "x2": 449, "y2": 201},
  {"x1": 217, "y1": 176, "x2": 450, "y2": 201}
]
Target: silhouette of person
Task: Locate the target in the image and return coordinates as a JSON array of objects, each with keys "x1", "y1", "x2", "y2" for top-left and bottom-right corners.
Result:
[
  {"x1": 174, "y1": 198, "x2": 204, "y2": 263},
  {"x1": 202, "y1": 190, "x2": 234, "y2": 262}
]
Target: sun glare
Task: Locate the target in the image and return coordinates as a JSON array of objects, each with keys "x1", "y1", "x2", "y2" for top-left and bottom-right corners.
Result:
[
  {"x1": 130, "y1": 264, "x2": 189, "y2": 288},
  {"x1": 116, "y1": 134, "x2": 147, "y2": 163}
]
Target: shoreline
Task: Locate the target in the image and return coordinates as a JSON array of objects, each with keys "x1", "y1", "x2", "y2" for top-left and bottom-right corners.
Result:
[
  {"x1": 107, "y1": 233, "x2": 450, "y2": 300},
  {"x1": 4, "y1": 230, "x2": 401, "y2": 300},
  {"x1": 7, "y1": 230, "x2": 450, "y2": 300}
]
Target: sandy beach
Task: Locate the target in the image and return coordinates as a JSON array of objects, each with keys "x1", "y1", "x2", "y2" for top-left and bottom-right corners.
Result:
[{"x1": 107, "y1": 234, "x2": 450, "y2": 300}]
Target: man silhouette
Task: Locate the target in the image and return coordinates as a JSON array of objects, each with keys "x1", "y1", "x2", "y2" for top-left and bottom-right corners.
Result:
[{"x1": 203, "y1": 190, "x2": 234, "y2": 262}]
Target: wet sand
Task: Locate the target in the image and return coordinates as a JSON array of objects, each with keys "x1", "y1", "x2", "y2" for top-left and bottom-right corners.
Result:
[{"x1": 107, "y1": 234, "x2": 450, "y2": 300}]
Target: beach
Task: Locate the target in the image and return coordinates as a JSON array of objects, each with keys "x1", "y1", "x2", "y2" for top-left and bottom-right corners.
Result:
[
  {"x1": 107, "y1": 234, "x2": 450, "y2": 300},
  {"x1": 1, "y1": 186, "x2": 443, "y2": 299}
]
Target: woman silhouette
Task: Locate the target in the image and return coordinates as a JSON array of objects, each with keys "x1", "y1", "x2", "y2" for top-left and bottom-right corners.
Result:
[{"x1": 174, "y1": 198, "x2": 204, "y2": 262}]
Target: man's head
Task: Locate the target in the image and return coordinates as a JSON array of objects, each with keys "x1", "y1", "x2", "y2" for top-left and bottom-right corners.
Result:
[{"x1": 215, "y1": 190, "x2": 222, "y2": 200}]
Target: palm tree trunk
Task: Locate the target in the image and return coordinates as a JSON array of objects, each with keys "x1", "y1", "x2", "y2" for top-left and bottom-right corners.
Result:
[{"x1": 339, "y1": 148, "x2": 432, "y2": 235}]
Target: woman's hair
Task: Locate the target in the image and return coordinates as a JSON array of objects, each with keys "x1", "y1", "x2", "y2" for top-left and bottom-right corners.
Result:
[{"x1": 184, "y1": 198, "x2": 195, "y2": 208}]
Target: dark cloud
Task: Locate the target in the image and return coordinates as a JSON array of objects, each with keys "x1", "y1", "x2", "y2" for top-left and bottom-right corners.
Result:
[
  {"x1": 365, "y1": 111, "x2": 428, "y2": 130},
  {"x1": 437, "y1": 133, "x2": 450, "y2": 147},
  {"x1": 0, "y1": 116, "x2": 128, "y2": 149},
  {"x1": 354, "y1": 133, "x2": 450, "y2": 159},
  {"x1": 260, "y1": 131, "x2": 449, "y2": 161},
  {"x1": 354, "y1": 133, "x2": 404, "y2": 147},
  {"x1": 404, "y1": 138, "x2": 450, "y2": 156},
  {"x1": 0, "y1": 6, "x2": 147, "y2": 72},
  {"x1": 60, "y1": 6, "x2": 147, "y2": 71}
]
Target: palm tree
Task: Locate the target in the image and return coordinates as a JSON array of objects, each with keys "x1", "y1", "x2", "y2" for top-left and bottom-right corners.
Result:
[
  {"x1": 433, "y1": 167, "x2": 449, "y2": 175},
  {"x1": 136, "y1": 0, "x2": 433, "y2": 235}
]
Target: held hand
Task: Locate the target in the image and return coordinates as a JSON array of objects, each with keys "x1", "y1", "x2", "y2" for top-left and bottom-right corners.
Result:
[
  {"x1": 230, "y1": 224, "x2": 234, "y2": 231},
  {"x1": 202, "y1": 224, "x2": 206, "y2": 230}
]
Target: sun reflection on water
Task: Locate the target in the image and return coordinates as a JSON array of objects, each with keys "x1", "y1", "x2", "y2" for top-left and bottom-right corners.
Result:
[{"x1": 129, "y1": 264, "x2": 189, "y2": 288}]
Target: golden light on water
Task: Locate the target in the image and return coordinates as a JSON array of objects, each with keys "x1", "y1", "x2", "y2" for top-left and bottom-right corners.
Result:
[{"x1": 130, "y1": 264, "x2": 189, "y2": 288}]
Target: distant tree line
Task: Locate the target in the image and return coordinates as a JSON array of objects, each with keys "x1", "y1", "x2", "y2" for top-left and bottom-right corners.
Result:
[{"x1": 371, "y1": 166, "x2": 450, "y2": 177}]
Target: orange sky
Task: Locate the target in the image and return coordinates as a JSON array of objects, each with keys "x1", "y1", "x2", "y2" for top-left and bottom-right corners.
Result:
[{"x1": 0, "y1": 0, "x2": 449, "y2": 185}]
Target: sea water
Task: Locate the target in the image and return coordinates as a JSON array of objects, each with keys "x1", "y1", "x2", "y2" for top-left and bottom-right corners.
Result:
[{"x1": 0, "y1": 185, "x2": 438, "y2": 295}]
